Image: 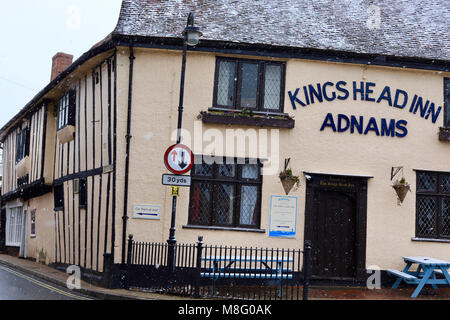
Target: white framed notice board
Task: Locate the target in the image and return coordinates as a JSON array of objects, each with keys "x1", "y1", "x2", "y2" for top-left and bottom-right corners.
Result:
[{"x1": 269, "y1": 195, "x2": 298, "y2": 238}]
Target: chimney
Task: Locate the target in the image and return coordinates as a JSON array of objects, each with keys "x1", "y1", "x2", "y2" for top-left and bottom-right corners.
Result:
[{"x1": 51, "y1": 52, "x2": 74, "y2": 81}]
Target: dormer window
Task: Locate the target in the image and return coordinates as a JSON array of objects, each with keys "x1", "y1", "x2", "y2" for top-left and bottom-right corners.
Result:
[{"x1": 57, "y1": 90, "x2": 76, "y2": 130}]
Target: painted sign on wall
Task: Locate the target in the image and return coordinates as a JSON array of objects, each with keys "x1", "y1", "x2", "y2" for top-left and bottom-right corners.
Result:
[
  {"x1": 269, "y1": 196, "x2": 298, "y2": 238},
  {"x1": 288, "y1": 81, "x2": 443, "y2": 138},
  {"x1": 132, "y1": 204, "x2": 161, "y2": 220}
]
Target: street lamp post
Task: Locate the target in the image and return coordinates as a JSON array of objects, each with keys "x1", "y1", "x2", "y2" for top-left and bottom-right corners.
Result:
[{"x1": 167, "y1": 12, "x2": 202, "y2": 273}]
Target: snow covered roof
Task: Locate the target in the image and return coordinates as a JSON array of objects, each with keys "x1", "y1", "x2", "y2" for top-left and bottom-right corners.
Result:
[{"x1": 113, "y1": 0, "x2": 449, "y2": 61}]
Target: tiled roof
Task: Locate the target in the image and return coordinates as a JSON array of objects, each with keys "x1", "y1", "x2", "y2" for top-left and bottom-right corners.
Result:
[{"x1": 113, "y1": 0, "x2": 450, "y2": 61}]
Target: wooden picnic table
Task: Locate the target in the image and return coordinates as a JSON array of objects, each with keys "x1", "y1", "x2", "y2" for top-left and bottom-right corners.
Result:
[
  {"x1": 200, "y1": 255, "x2": 294, "y2": 297},
  {"x1": 201, "y1": 255, "x2": 294, "y2": 278},
  {"x1": 387, "y1": 256, "x2": 450, "y2": 298}
]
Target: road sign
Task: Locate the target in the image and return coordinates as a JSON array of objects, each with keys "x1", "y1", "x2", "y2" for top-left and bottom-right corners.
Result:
[
  {"x1": 162, "y1": 174, "x2": 191, "y2": 187},
  {"x1": 171, "y1": 186, "x2": 180, "y2": 197},
  {"x1": 164, "y1": 144, "x2": 194, "y2": 175}
]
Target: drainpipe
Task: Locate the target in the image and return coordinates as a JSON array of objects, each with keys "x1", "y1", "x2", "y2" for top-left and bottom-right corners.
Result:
[{"x1": 121, "y1": 46, "x2": 135, "y2": 264}]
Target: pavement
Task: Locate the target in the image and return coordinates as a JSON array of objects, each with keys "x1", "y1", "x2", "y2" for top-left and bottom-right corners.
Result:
[
  {"x1": 0, "y1": 254, "x2": 192, "y2": 300},
  {"x1": 0, "y1": 253, "x2": 449, "y2": 300},
  {"x1": 308, "y1": 285, "x2": 450, "y2": 300}
]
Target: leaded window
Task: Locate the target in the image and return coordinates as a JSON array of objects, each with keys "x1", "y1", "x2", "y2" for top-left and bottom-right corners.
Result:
[
  {"x1": 15, "y1": 126, "x2": 29, "y2": 163},
  {"x1": 57, "y1": 90, "x2": 76, "y2": 130},
  {"x1": 416, "y1": 171, "x2": 450, "y2": 239},
  {"x1": 213, "y1": 57, "x2": 285, "y2": 112},
  {"x1": 189, "y1": 158, "x2": 262, "y2": 229}
]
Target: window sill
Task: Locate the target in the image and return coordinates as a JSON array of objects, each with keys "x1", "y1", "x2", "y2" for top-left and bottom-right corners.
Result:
[
  {"x1": 57, "y1": 125, "x2": 75, "y2": 144},
  {"x1": 5, "y1": 243, "x2": 20, "y2": 248},
  {"x1": 183, "y1": 224, "x2": 266, "y2": 233},
  {"x1": 439, "y1": 127, "x2": 450, "y2": 141},
  {"x1": 15, "y1": 156, "x2": 30, "y2": 178},
  {"x1": 411, "y1": 237, "x2": 450, "y2": 243},
  {"x1": 200, "y1": 110, "x2": 295, "y2": 129}
]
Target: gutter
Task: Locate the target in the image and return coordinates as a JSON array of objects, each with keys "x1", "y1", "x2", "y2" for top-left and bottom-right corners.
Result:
[
  {"x1": 110, "y1": 34, "x2": 450, "y2": 73},
  {"x1": 121, "y1": 46, "x2": 135, "y2": 264}
]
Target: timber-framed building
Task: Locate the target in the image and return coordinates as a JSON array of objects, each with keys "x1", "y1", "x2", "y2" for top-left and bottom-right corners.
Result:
[{"x1": 0, "y1": 0, "x2": 449, "y2": 288}]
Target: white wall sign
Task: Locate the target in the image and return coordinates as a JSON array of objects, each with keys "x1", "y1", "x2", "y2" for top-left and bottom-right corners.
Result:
[
  {"x1": 269, "y1": 196, "x2": 298, "y2": 238},
  {"x1": 132, "y1": 204, "x2": 161, "y2": 220}
]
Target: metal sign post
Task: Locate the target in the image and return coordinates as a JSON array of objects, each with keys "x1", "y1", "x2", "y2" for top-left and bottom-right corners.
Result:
[
  {"x1": 164, "y1": 144, "x2": 194, "y2": 273},
  {"x1": 164, "y1": 12, "x2": 201, "y2": 274}
]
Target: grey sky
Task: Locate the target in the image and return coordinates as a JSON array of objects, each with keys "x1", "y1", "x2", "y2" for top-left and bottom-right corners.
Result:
[{"x1": 0, "y1": 0, "x2": 123, "y2": 128}]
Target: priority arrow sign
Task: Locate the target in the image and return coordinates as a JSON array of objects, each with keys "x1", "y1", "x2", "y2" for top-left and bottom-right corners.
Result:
[{"x1": 164, "y1": 144, "x2": 194, "y2": 175}]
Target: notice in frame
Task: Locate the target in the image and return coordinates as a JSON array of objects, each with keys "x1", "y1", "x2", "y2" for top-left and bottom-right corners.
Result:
[
  {"x1": 269, "y1": 196, "x2": 298, "y2": 238},
  {"x1": 132, "y1": 204, "x2": 161, "y2": 220}
]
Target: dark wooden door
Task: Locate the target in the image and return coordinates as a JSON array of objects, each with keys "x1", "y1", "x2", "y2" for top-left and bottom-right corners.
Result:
[{"x1": 311, "y1": 189, "x2": 357, "y2": 280}]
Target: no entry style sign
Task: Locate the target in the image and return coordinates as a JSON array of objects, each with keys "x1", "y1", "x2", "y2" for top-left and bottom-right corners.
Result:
[{"x1": 164, "y1": 144, "x2": 194, "y2": 175}]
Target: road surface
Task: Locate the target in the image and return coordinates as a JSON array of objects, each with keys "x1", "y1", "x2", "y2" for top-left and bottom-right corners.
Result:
[{"x1": 0, "y1": 264, "x2": 93, "y2": 300}]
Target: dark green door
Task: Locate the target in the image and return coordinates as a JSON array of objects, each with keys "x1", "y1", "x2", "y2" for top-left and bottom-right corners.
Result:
[{"x1": 309, "y1": 188, "x2": 358, "y2": 280}]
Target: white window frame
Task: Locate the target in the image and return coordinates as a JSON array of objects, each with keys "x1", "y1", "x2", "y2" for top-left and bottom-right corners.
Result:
[
  {"x1": 30, "y1": 209, "x2": 36, "y2": 238},
  {"x1": 5, "y1": 203, "x2": 25, "y2": 247}
]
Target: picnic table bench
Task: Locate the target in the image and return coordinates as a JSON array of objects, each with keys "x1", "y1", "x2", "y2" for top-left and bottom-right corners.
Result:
[
  {"x1": 200, "y1": 255, "x2": 294, "y2": 296},
  {"x1": 387, "y1": 256, "x2": 450, "y2": 298}
]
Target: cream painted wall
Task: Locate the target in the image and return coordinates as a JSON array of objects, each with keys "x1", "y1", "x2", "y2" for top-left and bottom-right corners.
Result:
[
  {"x1": 121, "y1": 47, "x2": 450, "y2": 272},
  {"x1": 283, "y1": 60, "x2": 450, "y2": 270},
  {"x1": 25, "y1": 193, "x2": 55, "y2": 264},
  {"x1": 113, "y1": 48, "x2": 133, "y2": 263}
]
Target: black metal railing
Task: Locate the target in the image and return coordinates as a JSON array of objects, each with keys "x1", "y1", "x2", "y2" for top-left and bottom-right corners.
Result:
[{"x1": 125, "y1": 235, "x2": 312, "y2": 300}]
